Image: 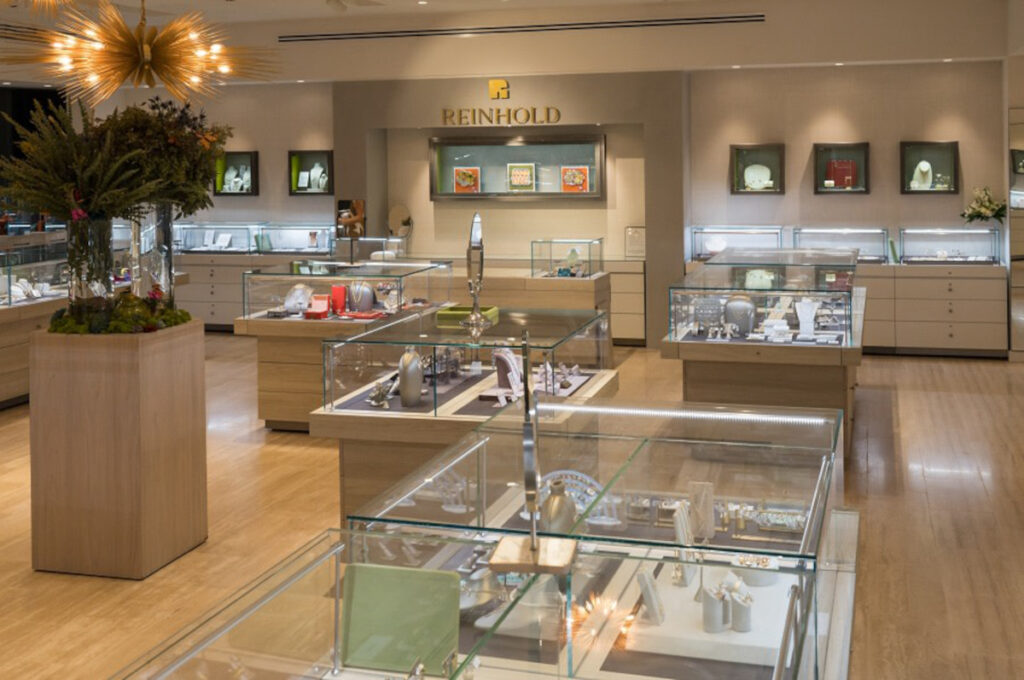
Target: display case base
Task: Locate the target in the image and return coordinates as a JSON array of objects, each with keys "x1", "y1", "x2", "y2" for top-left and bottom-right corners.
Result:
[{"x1": 29, "y1": 320, "x2": 207, "y2": 579}]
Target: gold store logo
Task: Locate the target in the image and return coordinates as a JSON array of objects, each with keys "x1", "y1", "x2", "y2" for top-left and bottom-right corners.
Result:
[
  {"x1": 488, "y1": 78, "x2": 510, "y2": 100},
  {"x1": 442, "y1": 78, "x2": 562, "y2": 126}
]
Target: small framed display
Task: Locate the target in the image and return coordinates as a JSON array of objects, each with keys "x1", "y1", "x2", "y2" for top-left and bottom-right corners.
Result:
[
  {"x1": 900, "y1": 141, "x2": 959, "y2": 194},
  {"x1": 453, "y1": 166, "x2": 481, "y2": 193},
  {"x1": 560, "y1": 166, "x2": 590, "y2": 193},
  {"x1": 813, "y1": 143, "x2": 869, "y2": 194},
  {"x1": 730, "y1": 144, "x2": 785, "y2": 194},
  {"x1": 288, "y1": 150, "x2": 334, "y2": 196},
  {"x1": 507, "y1": 163, "x2": 537, "y2": 192},
  {"x1": 1011, "y1": 149, "x2": 1024, "y2": 175},
  {"x1": 625, "y1": 225, "x2": 646, "y2": 259},
  {"x1": 214, "y1": 151, "x2": 259, "y2": 196}
]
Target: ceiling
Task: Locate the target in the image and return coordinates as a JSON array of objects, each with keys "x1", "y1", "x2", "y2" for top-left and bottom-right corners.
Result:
[{"x1": 3, "y1": 0, "x2": 696, "y2": 24}]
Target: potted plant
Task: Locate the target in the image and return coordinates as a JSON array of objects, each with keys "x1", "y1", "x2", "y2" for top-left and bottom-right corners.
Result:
[{"x1": 961, "y1": 186, "x2": 1007, "y2": 226}]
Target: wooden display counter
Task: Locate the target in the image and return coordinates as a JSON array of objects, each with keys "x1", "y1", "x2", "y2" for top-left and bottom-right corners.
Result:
[
  {"x1": 233, "y1": 313, "x2": 392, "y2": 431},
  {"x1": 309, "y1": 368, "x2": 619, "y2": 522},
  {"x1": 662, "y1": 288, "x2": 865, "y2": 458}
]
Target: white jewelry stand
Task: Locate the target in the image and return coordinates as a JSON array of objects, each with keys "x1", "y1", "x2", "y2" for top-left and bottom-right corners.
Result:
[
  {"x1": 910, "y1": 160, "x2": 933, "y2": 190},
  {"x1": 795, "y1": 298, "x2": 821, "y2": 341}
]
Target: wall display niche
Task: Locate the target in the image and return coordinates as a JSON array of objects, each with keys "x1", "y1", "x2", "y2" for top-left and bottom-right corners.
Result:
[
  {"x1": 1011, "y1": 149, "x2": 1024, "y2": 210},
  {"x1": 900, "y1": 141, "x2": 959, "y2": 194},
  {"x1": 429, "y1": 135, "x2": 604, "y2": 200},
  {"x1": 289, "y1": 150, "x2": 335, "y2": 196},
  {"x1": 813, "y1": 143, "x2": 869, "y2": 194},
  {"x1": 214, "y1": 151, "x2": 259, "y2": 197},
  {"x1": 729, "y1": 144, "x2": 785, "y2": 194}
]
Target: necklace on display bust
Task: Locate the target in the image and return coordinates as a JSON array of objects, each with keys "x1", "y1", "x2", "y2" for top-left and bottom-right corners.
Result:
[{"x1": 910, "y1": 161, "x2": 933, "y2": 190}]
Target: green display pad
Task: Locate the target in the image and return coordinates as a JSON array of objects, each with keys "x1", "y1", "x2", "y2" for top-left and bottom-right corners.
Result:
[{"x1": 341, "y1": 563, "x2": 460, "y2": 676}]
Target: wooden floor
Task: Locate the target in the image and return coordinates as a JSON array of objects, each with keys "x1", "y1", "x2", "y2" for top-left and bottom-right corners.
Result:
[{"x1": 0, "y1": 333, "x2": 1021, "y2": 678}]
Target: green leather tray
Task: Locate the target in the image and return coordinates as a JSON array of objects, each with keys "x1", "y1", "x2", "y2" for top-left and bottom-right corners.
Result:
[
  {"x1": 435, "y1": 305, "x2": 499, "y2": 329},
  {"x1": 341, "y1": 563, "x2": 460, "y2": 676}
]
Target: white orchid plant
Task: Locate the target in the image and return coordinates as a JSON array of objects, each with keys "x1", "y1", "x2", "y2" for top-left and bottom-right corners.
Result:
[{"x1": 961, "y1": 187, "x2": 1006, "y2": 225}]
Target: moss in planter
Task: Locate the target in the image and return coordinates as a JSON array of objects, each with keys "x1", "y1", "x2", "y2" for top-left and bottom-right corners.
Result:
[{"x1": 50, "y1": 288, "x2": 191, "y2": 334}]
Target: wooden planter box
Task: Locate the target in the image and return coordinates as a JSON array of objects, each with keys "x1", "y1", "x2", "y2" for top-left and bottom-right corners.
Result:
[{"x1": 30, "y1": 320, "x2": 207, "y2": 579}]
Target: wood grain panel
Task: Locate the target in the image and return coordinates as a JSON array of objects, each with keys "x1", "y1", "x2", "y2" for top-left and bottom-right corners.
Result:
[
  {"x1": 894, "y1": 322, "x2": 1008, "y2": 351},
  {"x1": 894, "y1": 299, "x2": 1007, "y2": 323},
  {"x1": 895, "y1": 278, "x2": 1007, "y2": 301}
]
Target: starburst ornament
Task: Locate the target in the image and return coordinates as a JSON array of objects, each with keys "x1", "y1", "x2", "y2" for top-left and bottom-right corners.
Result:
[
  {"x1": 30, "y1": 0, "x2": 76, "y2": 17},
  {"x1": 5, "y1": 0, "x2": 274, "y2": 107}
]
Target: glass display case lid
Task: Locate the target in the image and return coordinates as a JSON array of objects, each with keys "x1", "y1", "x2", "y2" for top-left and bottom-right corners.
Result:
[
  {"x1": 252, "y1": 260, "x2": 444, "y2": 278},
  {"x1": 901, "y1": 227, "x2": 998, "y2": 235},
  {"x1": 793, "y1": 227, "x2": 886, "y2": 236},
  {"x1": 706, "y1": 247, "x2": 859, "y2": 267},
  {"x1": 355, "y1": 399, "x2": 840, "y2": 559},
  {"x1": 672, "y1": 262, "x2": 855, "y2": 293},
  {"x1": 326, "y1": 307, "x2": 605, "y2": 350}
]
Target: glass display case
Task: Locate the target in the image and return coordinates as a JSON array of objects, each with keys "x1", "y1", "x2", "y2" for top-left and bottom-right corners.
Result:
[
  {"x1": 0, "y1": 241, "x2": 68, "y2": 307},
  {"x1": 430, "y1": 136, "x2": 605, "y2": 199},
  {"x1": 730, "y1": 144, "x2": 785, "y2": 194},
  {"x1": 334, "y1": 236, "x2": 409, "y2": 263},
  {"x1": 689, "y1": 226, "x2": 784, "y2": 262},
  {"x1": 242, "y1": 261, "x2": 451, "y2": 320},
  {"x1": 530, "y1": 238, "x2": 604, "y2": 278},
  {"x1": 172, "y1": 222, "x2": 261, "y2": 254},
  {"x1": 255, "y1": 224, "x2": 334, "y2": 255},
  {"x1": 322, "y1": 307, "x2": 611, "y2": 417},
  {"x1": 115, "y1": 401, "x2": 857, "y2": 680},
  {"x1": 898, "y1": 227, "x2": 1001, "y2": 264},
  {"x1": 900, "y1": 141, "x2": 959, "y2": 194},
  {"x1": 792, "y1": 227, "x2": 889, "y2": 263},
  {"x1": 669, "y1": 248, "x2": 858, "y2": 346},
  {"x1": 813, "y1": 143, "x2": 870, "y2": 194}
]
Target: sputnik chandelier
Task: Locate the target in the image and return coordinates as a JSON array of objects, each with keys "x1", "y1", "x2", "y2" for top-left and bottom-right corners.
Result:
[
  {"x1": 29, "y1": 0, "x2": 75, "y2": 17},
  {"x1": 6, "y1": 0, "x2": 274, "y2": 106}
]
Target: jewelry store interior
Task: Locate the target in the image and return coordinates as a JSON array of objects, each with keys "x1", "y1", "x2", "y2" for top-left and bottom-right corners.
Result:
[{"x1": 0, "y1": 1, "x2": 1022, "y2": 678}]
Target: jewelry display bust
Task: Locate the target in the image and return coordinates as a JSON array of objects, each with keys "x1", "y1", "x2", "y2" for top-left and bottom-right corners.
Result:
[
  {"x1": 910, "y1": 160, "x2": 933, "y2": 190},
  {"x1": 743, "y1": 164, "x2": 773, "y2": 191}
]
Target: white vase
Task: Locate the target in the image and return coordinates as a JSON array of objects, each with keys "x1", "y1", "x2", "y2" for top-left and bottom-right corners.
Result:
[{"x1": 398, "y1": 346, "x2": 423, "y2": 407}]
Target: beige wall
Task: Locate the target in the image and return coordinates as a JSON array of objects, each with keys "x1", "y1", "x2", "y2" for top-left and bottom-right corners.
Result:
[
  {"x1": 688, "y1": 61, "x2": 1005, "y2": 236},
  {"x1": 386, "y1": 125, "x2": 645, "y2": 258}
]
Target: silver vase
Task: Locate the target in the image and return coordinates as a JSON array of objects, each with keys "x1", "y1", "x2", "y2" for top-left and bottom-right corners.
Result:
[
  {"x1": 398, "y1": 346, "x2": 423, "y2": 407},
  {"x1": 539, "y1": 479, "x2": 577, "y2": 534}
]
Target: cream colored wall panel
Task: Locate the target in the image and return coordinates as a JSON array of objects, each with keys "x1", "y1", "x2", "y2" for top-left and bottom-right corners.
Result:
[
  {"x1": 610, "y1": 273, "x2": 645, "y2": 293},
  {"x1": 894, "y1": 299, "x2": 1008, "y2": 323},
  {"x1": 864, "y1": 298, "x2": 894, "y2": 321},
  {"x1": 611, "y1": 314, "x2": 646, "y2": 340},
  {"x1": 895, "y1": 322, "x2": 1007, "y2": 351},
  {"x1": 1011, "y1": 261, "x2": 1024, "y2": 288},
  {"x1": 605, "y1": 261, "x2": 645, "y2": 275},
  {"x1": 895, "y1": 278, "x2": 1007, "y2": 301},
  {"x1": 1013, "y1": 289, "x2": 1024, "y2": 350},
  {"x1": 863, "y1": 322, "x2": 895, "y2": 347}
]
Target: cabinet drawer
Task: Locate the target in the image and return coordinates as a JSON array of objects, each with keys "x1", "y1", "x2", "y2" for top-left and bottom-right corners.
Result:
[
  {"x1": 894, "y1": 299, "x2": 1006, "y2": 323},
  {"x1": 610, "y1": 273, "x2": 645, "y2": 294},
  {"x1": 175, "y1": 254, "x2": 254, "y2": 267},
  {"x1": 182, "y1": 265, "x2": 251, "y2": 284},
  {"x1": 1012, "y1": 289, "x2": 1024, "y2": 350},
  {"x1": 860, "y1": 276, "x2": 894, "y2": 299},
  {"x1": 895, "y1": 264, "x2": 1006, "y2": 279},
  {"x1": 611, "y1": 313, "x2": 645, "y2": 340},
  {"x1": 864, "y1": 298, "x2": 894, "y2": 321},
  {"x1": 895, "y1": 322, "x2": 1007, "y2": 351},
  {"x1": 895, "y1": 278, "x2": 1006, "y2": 301},
  {"x1": 611, "y1": 292, "x2": 645, "y2": 313},
  {"x1": 174, "y1": 283, "x2": 214, "y2": 302},
  {"x1": 863, "y1": 321, "x2": 895, "y2": 347}
]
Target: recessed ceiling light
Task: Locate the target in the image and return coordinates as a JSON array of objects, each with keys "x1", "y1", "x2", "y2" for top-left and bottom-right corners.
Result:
[
  {"x1": 418, "y1": 1, "x2": 428, "y2": 4},
  {"x1": 297, "y1": 79, "x2": 305, "y2": 83},
  {"x1": 1, "y1": 82, "x2": 10, "y2": 86},
  {"x1": 43, "y1": 84, "x2": 52, "y2": 87},
  {"x1": 942, "y1": 58, "x2": 953, "y2": 63},
  {"x1": 834, "y1": 62, "x2": 844, "y2": 66},
  {"x1": 731, "y1": 65, "x2": 741, "y2": 69}
]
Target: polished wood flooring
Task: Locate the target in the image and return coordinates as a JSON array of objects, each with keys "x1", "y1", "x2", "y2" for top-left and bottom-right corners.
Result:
[{"x1": 0, "y1": 334, "x2": 1021, "y2": 678}]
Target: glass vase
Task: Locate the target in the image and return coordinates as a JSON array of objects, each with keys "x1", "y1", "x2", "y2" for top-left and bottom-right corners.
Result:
[{"x1": 66, "y1": 216, "x2": 114, "y2": 319}]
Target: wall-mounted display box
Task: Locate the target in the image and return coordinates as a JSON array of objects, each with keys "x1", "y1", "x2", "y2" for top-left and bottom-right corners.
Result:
[
  {"x1": 214, "y1": 150, "x2": 259, "y2": 196},
  {"x1": 334, "y1": 236, "x2": 408, "y2": 263},
  {"x1": 289, "y1": 150, "x2": 334, "y2": 196},
  {"x1": 255, "y1": 224, "x2": 333, "y2": 255},
  {"x1": 1012, "y1": 149, "x2": 1024, "y2": 175},
  {"x1": 242, "y1": 261, "x2": 450, "y2": 321},
  {"x1": 430, "y1": 135, "x2": 605, "y2": 199},
  {"x1": 898, "y1": 227, "x2": 1001, "y2": 264},
  {"x1": 0, "y1": 241, "x2": 68, "y2": 307},
  {"x1": 900, "y1": 141, "x2": 959, "y2": 194},
  {"x1": 813, "y1": 143, "x2": 869, "y2": 194},
  {"x1": 689, "y1": 225, "x2": 784, "y2": 262},
  {"x1": 114, "y1": 401, "x2": 858, "y2": 680},
  {"x1": 530, "y1": 238, "x2": 603, "y2": 278},
  {"x1": 670, "y1": 248, "x2": 859, "y2": 347},
  {"x1": 793, "y1": 227, "x2": 889, "y2": 263},
  {"x1": 730, "y1": 143, "x2": 785, "y2": 194},
  {"x1": 172, "y1": 222, "x2": 262, "y2": 254}
]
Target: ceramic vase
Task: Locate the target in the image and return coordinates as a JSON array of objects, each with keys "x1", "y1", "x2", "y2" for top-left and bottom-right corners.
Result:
[
  {"x1": 398, "y1": 346, "x2": 424, "y2": 408},
  {"x1": 539, "y1": 479, "x2": 577, "y2": 534},
  {"x1": 724, "y1": 295, "x2": 756, "y2": 335}
]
